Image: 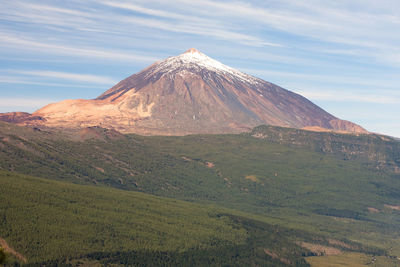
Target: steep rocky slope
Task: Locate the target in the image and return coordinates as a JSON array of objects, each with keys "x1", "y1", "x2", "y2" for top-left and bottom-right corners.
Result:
[{"x1": 3, "y1": 49, "x2": 366, "y2": 135}]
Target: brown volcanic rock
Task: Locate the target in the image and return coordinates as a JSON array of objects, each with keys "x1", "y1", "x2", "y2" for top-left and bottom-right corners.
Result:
[
  {"x1": 302, "y1": 120, "x2": 368, "y2": 134},
  {"x1": 329, "y1": 119, "x2": 367, "y2": 134},
  {"x1": 75, "y1": 126, "x2": 125, "y2": 141},
  {"x1": 7, "y1": 48, "x2": 367, "y2": 135},
  {"x1": 0, "y1": 112, "x2": 45, "y2": 124}
]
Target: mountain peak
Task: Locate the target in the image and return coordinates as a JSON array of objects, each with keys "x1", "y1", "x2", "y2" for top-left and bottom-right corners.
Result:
[
  {"x1": 176, "y1": 48, "x2": 211, "y2": 63},
  {"x1": 179, "y1": 48, "x2": 208, "y2": 61},
  {"x1": 183, "y1": 48, "x2": 201, "y2": 54},
  {"x1": 7, "y1": 49, "x2": 367, "y2": 136},
  {"x1": 147, "y1": 48, "x2": 260, "y2": 85}
]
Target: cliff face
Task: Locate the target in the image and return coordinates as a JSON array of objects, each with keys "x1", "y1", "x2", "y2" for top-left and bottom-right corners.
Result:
[
  {"x1": 250, "y1": 125, "x2": 399, "y2": 173},
  {"x1": 5, "y1": 49, "x2": 367, "y2": 135}
]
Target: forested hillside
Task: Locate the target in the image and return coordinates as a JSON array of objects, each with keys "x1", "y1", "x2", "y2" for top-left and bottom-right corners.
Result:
[{"x1": 1, "y1": 122, "x2": 400, "y2": 265}]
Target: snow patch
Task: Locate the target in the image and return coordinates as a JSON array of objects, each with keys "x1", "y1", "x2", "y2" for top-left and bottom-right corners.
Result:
[{"x1": 146, "y1": 49, "x2": 261, "y2": 85}]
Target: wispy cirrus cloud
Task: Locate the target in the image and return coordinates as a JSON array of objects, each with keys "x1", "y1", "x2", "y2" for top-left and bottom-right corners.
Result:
[
  {"x1": 175, "y1": 0, "x2": 400, "y2": 43},
  {"x1": 0, "y1": 33, "x2": 158, "y2": 63},
  {"x1": 149, "y1": 0, "x2": 400, "y2": 63},
  {"x1": 102, "y1": 1, "x2": 281, "y2": 47},
  {"x1": 0, "y1": 0, "x2": 399, "y2": 136},
  {"x1": 0, "y1": 97, "x2": 57, "y2": 112},
  {"x1": 0, "y1": 2, "x2": 97, "y2": 33},
  {"x1": 14, "y1": 70, "x2": 117, "y2": 85},
  {"x1": 295, "y1": 90, "x2": 400, "y2": 104},
  {"x1": 0, "y1": 1, "x2": 281, "y2": 49},
  {"x1": 0, "y1": 75, "x2": 107, "y2": 88},
  {"x1": 102, "y1": 1, "x2": 194, "y2": 21},
  {"x1": 120, "y1": 16, "x2": 279, "y2": 47},
  {"x1": 1, "y1": 0, "x2": 398, "y2": 64},
  {"x1": 243, "y1": 69, "x2": 400, "y2": 90}
]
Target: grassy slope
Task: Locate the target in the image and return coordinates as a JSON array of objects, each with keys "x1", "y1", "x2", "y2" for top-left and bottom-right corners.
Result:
[
  {"x1": 1, "y1": 122, "x2": 400, "y2": 260},
  {"x1": 0, "y1": 170, "x2": 313, "y2": 266},
  {"x1": 306, "y1": 252, "x2": 399, "y2": 267},
  {"x1": 139, "y1": 133, "x2": 400, "y2": 251}
]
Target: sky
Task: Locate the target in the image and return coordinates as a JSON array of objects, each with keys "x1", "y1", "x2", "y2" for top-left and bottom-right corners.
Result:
[{"x1": 0, "y1": 0, "x2": 399, "y2": 137}]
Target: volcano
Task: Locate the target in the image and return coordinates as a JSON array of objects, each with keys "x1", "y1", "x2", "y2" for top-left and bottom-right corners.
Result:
[{"x1": 3, "y1": 48, "x2": 367, "y2": 135}]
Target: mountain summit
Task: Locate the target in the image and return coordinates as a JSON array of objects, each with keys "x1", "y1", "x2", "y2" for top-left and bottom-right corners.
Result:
[{"x1": 5, "y1": 49, "x2": 367, "y2": 135}]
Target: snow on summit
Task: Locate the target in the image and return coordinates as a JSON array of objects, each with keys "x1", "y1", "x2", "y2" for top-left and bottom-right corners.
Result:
[
  {"x1": 1, "y1": 48, "x2": 367, "y2": 135},
  {"x1": 148, "y1": 48, "x2": 260, "y2": 84}
]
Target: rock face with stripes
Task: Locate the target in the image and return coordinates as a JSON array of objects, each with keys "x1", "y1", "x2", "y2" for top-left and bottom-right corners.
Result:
[{"x1": 6, "y1": 48, "x2": 367, "y2": 135}]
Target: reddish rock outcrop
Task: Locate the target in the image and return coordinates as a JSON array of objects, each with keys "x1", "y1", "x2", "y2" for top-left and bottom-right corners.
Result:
[
  {"x1": 0, "y1": 112, "x2": 45, "y2": 124},
  {"x1": 329, "y1": 119, "x2": 368, "y2": 134}
]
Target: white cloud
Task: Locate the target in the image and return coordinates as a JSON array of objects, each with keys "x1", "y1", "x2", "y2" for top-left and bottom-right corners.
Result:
[
  {"x1": 2, "y1": 0, "x2": 398, "y2": 64},
  {"x1": 0, "y1": 2, "x2": 96, "y2": 31},
  {"x1": 120, "y1": 16, "x2": 278, "y2": 47},
  {"x1": 104, "y1": 1, "x2": 281, "y2": 47},
  {"x1": 0, "y1": 75, "x2": 108, "y2": 88},
  {"x1": 14, "y1": 71, "x2": 117, "y2": 85},
  {"x1": 0, "y1": 33, "x2": 157, "y2": 63},
  {"x1": 0, "y1": 97, "x2": 57, "y2": 110},
  {"x1": 295, "y1": 90, "x2": 400, "y2": 104},
  {"x1": 102, "y1": 1, "x2": 190, "y2": 20},
  {"x1": 1, "y1": 1, "x2": 281, "y2": 48},
  {"x1": 155, "y1": 0, "x2": 400, "y2": 63},
  {"x1": 242, "y1": 69, "x2": 400, "y2": 90},
  {"x1": 0, "y1": 0, "x2": 398, "y2": 134}
]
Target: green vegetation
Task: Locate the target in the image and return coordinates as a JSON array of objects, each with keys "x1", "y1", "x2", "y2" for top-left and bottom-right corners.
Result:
[
  {"x1": 0, "y1": 170, "x2": 316, "y2": 266},
  {"x1": 1, "y1": 122, "x2": 400, "y2": 264},
  {"x1": 306, "y1": 252, "x2": 400, "y2": 267},
  {"x1": 0, "y1": 247, "x2": 6, "y2": 264},
  {"x1": 249, "y1": 125, "x2": 400, "y2": 174},
  {"x1": 139, "y1": 133, "x2": 400, "y2": 250}
]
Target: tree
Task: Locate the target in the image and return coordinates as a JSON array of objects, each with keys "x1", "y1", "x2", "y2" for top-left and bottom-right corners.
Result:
[{"x1": 0, "y1": 247, "x2": 6, "y2": 264}]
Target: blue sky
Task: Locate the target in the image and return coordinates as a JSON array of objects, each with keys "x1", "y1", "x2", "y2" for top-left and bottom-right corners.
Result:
[{"x1": 0, "y1": 0, "x2": 399, "y2": 136}]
